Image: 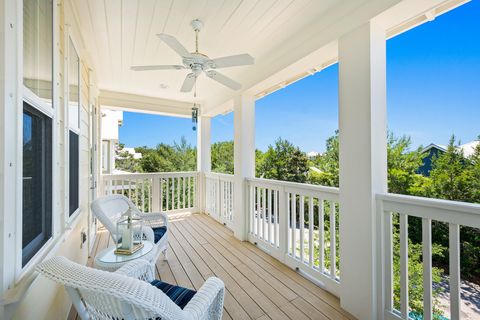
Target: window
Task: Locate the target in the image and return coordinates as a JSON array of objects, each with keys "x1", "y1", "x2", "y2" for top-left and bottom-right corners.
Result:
[
  {"x1": 68, "y1": 39, "x2": 80, "y2": 128},
  {"x1": 22, "y1": 103, "x2": 52, "y2": 266},
  {"x1": 69, "y1": 132, "x2": 79, "y2": 215},
  {"x1": 23, "y1": 0, "x2": 53, "y2": 105},
  {"x1": 22, "y1": 0, "x2": 53, "y2": 267},
  {"x1": 68, "y1": 38, "x2": 80, "y2": 216}
]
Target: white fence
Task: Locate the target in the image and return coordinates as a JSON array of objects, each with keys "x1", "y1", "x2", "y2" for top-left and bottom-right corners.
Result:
[
  {"x1": 204, "y1": 172, "x2": 235, "y2": 229},
  {"x1": 377, "y1": 193, "x2": 480, "y2": 320},
  {"x1": 101, "y1": 172, "x2": 199, "y2": 213},
  {"x1": 246, "y1": 177, "x2": 341, "y2": 296}
]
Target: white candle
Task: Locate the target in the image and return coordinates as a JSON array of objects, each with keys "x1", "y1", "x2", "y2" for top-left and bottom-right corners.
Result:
[{"x1": 121, "y1": 219, "x2": 132, "y2": 249}]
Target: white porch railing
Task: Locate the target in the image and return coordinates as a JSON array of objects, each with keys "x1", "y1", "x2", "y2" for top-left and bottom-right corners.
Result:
[
  {"x1": 204, "y1": 172, "x2": 235, "y2": 229},
  {"x1": 377, "y1": 193, "x2": 480, "y2": 320},
  {"x1": 101, "y1": 172, "x2": 199, "y2": 213},
  {"x1": 246, "y1": 177, "x2": 341, "y2": 296}
]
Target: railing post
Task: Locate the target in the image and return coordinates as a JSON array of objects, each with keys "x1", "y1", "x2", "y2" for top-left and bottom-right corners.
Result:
[
  {"x1": 151, "y1": 175, "x2": 160, "y2": 212},
  {"x1": 233, "y1": 94, "x2": 255, "y2": 241},
  {"x1": 278, "y1": 186, "x2": 287, "y2": 263},
  {"x1": 197, "y1": 115, "x2": 211, "y2": 214}
]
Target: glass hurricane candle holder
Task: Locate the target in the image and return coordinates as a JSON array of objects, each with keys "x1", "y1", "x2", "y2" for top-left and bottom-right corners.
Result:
[{"x1": 115, "y1": 208, "x2": 144, "y2": 255}]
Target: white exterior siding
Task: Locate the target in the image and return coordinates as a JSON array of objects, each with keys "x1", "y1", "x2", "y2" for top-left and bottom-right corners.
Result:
[{"x1": 0, "y1": 0, "x2": 99, "y2": 318}]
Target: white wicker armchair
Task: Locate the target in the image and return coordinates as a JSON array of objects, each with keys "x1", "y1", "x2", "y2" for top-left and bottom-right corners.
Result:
[
  {"x1": 37, "y1": 256, "x2": 225, "y2": 320},
  {"x1": 91, "y1": 194, "x2": 169, "y2": 262}
]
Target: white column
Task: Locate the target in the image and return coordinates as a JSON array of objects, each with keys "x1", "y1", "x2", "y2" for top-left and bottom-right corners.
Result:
[
  {"x1": 233, "y1": 94, "x2": 255, "y2": 241},
  {"x1": 197, "y1": 115, "x2": 211, "y2": 213},
  {"x1": 338, "y1": 21, "x2": 387, "y2": 320}
]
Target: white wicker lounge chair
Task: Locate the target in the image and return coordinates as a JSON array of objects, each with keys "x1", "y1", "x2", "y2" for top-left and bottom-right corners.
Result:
[
  {"x1": 36, "y1": 256, "x2": 225, "y2": 320},
  {"x1": 91, "y1": 194, "x2": 169, "y2": 262}
]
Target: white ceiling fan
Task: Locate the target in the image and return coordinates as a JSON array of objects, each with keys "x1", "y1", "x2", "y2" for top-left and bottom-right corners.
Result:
[{"x1": 131, "y1": 19, "x2": 254, "y2": 92}]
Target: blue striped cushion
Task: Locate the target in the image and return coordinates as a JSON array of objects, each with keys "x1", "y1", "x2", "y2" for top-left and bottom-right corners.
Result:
[
  {"x1": 152, "y1": 226, "x2": 167, "y2": 243},
  {"x1": 150, "y1": 280, "x2": 196, "y2": 309}
]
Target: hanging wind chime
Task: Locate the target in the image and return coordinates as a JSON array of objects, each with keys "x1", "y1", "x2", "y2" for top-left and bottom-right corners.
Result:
[{"x1": 192, "y1": 83, "x2": 199, "y2": 131}]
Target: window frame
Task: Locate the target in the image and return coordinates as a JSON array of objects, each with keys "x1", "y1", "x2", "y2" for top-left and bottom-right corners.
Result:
[
  {"x1": 65, "y1": 33, "x2": 81, "y2": 223},
  {"x1": 17, "y1": 0, "x2": 58, "y2": 279},
  {"x1": 21, "y1": 102, "x2": 53, "y2": 267}
]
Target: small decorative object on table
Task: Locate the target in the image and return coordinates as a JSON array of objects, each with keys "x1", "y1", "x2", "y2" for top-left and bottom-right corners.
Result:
[{"x1": 115, "y1": 208, "x2": 144, "y2": 255}]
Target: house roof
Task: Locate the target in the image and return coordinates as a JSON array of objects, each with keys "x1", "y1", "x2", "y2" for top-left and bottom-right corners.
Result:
[
  {"x1": 459, "y1": 140, "x2": 480, "y2": 157},
  {"x1": 421, "y1": 143, "x2": 447, "y2": 153},
  {"x1": 422, "y1": 141, "x2": 479, "y2": 158}
]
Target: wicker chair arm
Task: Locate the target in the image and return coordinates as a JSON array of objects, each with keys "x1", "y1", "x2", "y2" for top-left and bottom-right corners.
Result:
[
  {"x1": 183, "y1": 277, "x2": 225, "y2": 320},
  {"x1": 137, "y1": 212, "x2": 169, "y2": 227},
  {"x1": 114, "y1": 259, "x2": 155, "y2": 282}
]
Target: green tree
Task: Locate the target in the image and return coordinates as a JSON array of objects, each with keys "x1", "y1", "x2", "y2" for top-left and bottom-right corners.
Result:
[
  {"x1": 258, "y1": 138, "x2": 309, "y2": 183},
  {"x1": 211, "y1": 141, "x2": 234, "y2": 174},
  {"x1": 115, "y1": 149, "x2": 142, "y2": 172},
  {"x1": 309, "y1": 131, "x2": 339, "y2": 187},
  {"x1": 387, "y1": 134, "x2": 425, "y2": 195},
  {"x1": 429, "y1": 135, "x2": 473, "y2": 202}
]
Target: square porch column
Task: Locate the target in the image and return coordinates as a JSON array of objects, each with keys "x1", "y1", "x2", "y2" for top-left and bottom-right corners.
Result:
[
  {"x1": 233, "y1": 94, "x2": 255, "y2": 241},
  {"x1": 197, "y1": 115, "x2": 211, "y2": 213},
  {"x1": 338, "y1": 21, "x2": 387, "y2": 320}
]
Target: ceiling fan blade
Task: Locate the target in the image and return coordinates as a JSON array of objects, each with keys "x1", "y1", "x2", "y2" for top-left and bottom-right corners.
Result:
[
  {"x1": 206, "y1": 70, "x2": 242, "y2": 90},
  {"x1": 130, "y1": 65, "x2": 185, "y2": 71},
  {"x1": 180, "y1": 73, "x2": 197, "y2": 92},
  {"x1": 210, "y1": 54, "x2": 254, "y2": 69},
  {"x1": 157, "y1": 33, "x2": 192, "y2": 58}
]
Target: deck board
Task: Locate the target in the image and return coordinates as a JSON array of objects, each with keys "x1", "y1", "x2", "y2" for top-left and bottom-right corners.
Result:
[{"x1": 70, "y1": 213, "x2": 355, "y2": 320}]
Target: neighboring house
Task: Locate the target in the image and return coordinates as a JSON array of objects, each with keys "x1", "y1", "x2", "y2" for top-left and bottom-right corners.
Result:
[
  {"x1": 307, "y1": 151, "x2": 320, "y2": 158},
  {"x1": 120, "y1": 147, "x2": 143, "y2": 160},
  {"x1": 418, "y1": 140, "x2": 479, "y2": 176},
  {"x1": 101, "y1": 109, "x2": 123, "y2": 174},
  {"x1": 418, "y1": 143, "x2": 447, "y2": 176}
]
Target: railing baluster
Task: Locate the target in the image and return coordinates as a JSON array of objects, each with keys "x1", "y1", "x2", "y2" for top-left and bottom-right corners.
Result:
[
  {"x1": 300, "y1": 195, "x2": 305, "y2": 263},
  {"x1": 268, "y1": 189, "x2": 272, "y2": 244},
  {"x1": 384, "y1": 211, "x2": 393, "y2": 313},
  {"x1": 422, "y1": 218, "x2": 432, "y2": 320},
  {"x1": 309, "y1": 197, "x2": 314, "y2": 267},
  {"x1": 188, "y1": 177, "x2": 191, "y2": 208},
  {"x1": 171, "y1": 177, "x2": 175, "y2": 210},
  {"x1": 274, "y1": 190, "x2": 279, "y2": 247},
  {"x1": 287, "y1": 192, "x2": 291, "y2": 255},
  {"x1": 141, "y1": 178, "x2": 145, "y2": 212},
  {"x1": 248, "y1": 184, "x2": 255, "y2": 234},
  {"x1": 449, "y1": 223, "x2": 461, "y2": 320},
  {"x1": 182, "y1": 177, "x2": 186, "y2": 209},
  {"x1": 400, "y1": 213, "x2": 409, "y2": 319},
  {"x1": 319, "y1": 200, "x2": 325, "y2": 272},
  {"x1": 159, "y1": 178, "x2": 163, "y2": 212},
  {"x1": 256, "y1": 186, "x2": 260, "y2": 238},
  {"x1": 329, "y1": 201, "x2": 336, "y2": 277},
  {"x1": 166, "y1": 178, "x2": 170, "y2": 211},
  {"x1": 292, "y1": 194, "x2": 297, "y2": 258},
  {"x1": 262, "y1": 188, "x2": 267, "y2": 242}
]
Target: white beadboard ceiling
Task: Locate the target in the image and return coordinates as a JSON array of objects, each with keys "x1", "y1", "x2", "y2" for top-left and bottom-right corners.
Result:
[{"x1": 70, "y1": 0, "x2": 398, "y2": 113}]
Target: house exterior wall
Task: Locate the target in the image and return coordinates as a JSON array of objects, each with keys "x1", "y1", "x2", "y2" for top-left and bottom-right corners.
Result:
[{"x1": 0, "y1": 0, "x2": 100, "y2": 318}]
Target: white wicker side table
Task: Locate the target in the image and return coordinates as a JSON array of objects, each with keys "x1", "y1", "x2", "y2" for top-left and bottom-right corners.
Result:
[{"x1": 94, "y1": 241, "x2": 156, "y2": 271}]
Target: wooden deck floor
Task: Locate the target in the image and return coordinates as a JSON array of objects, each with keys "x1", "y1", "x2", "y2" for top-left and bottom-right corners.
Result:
[{"x1": 70, "y1": 213, "x2": 355, "y2": 320}]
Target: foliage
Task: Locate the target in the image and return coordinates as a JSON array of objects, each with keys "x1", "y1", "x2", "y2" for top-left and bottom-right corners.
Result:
[
  {"x1": 211, "y1": 141, "x2": 234, "y2": 174},
  {"x1": 115, "y1": 149, "x2": 142, "y2": 172},
  {"x1": 139, "y1": 137, "x2": 196, "y2": 173},
  {"x1": 258, "y1": 138, "x2": 309, "y2": 183}
]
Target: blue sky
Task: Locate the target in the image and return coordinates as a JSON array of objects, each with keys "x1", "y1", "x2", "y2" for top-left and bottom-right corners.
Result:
[{"x1": 120, "y1": 1, "x2": 480, "y2": 152}]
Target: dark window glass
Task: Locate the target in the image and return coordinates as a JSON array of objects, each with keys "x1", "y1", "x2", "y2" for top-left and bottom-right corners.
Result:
[
  {"x1": 23, "y1": 0, "x2": 53, "y2": 104},
  {"x1": 69, "y1": 131, "x2": 79, "y2": 216},
  {"x1": 22, "y1": 102, "x2": 52, "y2": 266}
]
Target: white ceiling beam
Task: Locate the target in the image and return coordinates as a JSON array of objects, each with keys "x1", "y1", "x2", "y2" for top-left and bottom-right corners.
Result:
[{"x1": 98, "y1": 90, "x2": 193, "y2": 118}]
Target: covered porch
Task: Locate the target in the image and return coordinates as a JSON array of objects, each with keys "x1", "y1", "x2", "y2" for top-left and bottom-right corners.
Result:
[
  {"x1": 74, "y1": 213, "x2": 352, "y2": 320},
  {"x1": 1, "y1": 0, "x2": 479, "y2": 319}
]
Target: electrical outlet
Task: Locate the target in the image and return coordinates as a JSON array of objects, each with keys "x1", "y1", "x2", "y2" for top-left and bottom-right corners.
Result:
[{"x1": 80, "y1": 230, "x2": 87, "y2": 248}]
